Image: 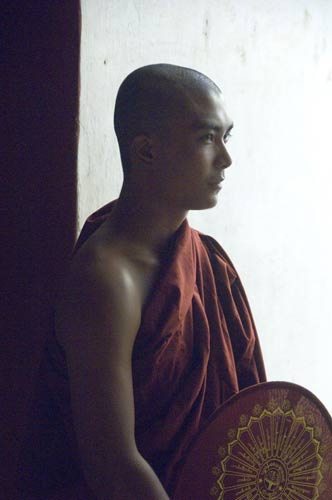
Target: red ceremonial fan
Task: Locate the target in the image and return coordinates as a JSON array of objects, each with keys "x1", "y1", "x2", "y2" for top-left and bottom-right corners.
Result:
[{"x1": 173, "y1": 381, "x2": 332, "y2": 500}]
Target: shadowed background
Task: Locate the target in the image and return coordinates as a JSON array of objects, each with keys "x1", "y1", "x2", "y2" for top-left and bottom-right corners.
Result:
[{"x1": 1, "y1": 2, "x2": 80, "y2": 496}]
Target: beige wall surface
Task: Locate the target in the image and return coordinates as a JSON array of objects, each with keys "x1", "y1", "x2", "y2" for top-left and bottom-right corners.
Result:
[{"x1": 79, "y1": 0, "x2": 332, "y2": 410}]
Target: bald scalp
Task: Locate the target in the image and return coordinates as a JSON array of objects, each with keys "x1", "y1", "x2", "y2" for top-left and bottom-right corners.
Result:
[{"x1": 114, "y1": 64, "x2": 221, "y2": 174}]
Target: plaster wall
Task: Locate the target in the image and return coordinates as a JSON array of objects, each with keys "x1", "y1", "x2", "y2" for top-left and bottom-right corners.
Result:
[{"x1": 78, "y1": 0, "x2": 332, "y2": 410}]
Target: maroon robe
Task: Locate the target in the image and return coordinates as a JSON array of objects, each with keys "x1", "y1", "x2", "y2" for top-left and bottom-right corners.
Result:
[{"x1": 17, "y1": 202, "x2": 266, "y2": 498}]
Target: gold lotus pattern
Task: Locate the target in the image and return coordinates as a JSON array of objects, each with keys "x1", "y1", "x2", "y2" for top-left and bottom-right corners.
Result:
[{"x1": 214, "y1": 406, "x2": 323, "y2": 500}]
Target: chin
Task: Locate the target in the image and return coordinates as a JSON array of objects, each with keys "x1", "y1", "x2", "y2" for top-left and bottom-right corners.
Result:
[{"x1": 190, "y1": 196, "x2": 219, "y2": 211}]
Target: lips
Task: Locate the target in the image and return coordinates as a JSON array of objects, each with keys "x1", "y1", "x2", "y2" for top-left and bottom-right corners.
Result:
[
  {"x1": 208, "y1": 181, "x2": 223, "y2": 192},
  {"x1": 208, "y1": 177, "x2": 224, "y2": 185}
]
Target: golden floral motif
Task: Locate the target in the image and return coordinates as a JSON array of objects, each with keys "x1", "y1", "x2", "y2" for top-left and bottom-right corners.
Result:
[
  {"x1": 211, "y1": 465, "x2": 221, "y2": 476},
  {"x1": 216, "y1": 405, "x2": 323, "y2": 500},
  {"x1": 253, "y1": 403, "x2": 263, "y2": 416},
  {"x1": 227, "y1": 428, "x2": 236, "y2": 440},
  {"x1": 320, "y1": 443, "x2": 329, "y2": 454},
  {"x1": 281, "y1": 399, "x2": 291, "y2": 411},
  {"x1": 267, "y1": 398, "x2": 278, "y2": 411},
  {"x1": 295, "y1": 404, "x2": 304, "y2": 416},
  {"x1": 239, "y1": 413, "x2": 248, "y2": 426},
  {"x1": 314, "y1": 426, "x2": 322, "y2": 439},
  {"x1": 210, "y1": 485, "x2": 219, "y2": 496},
  {"x1": 218, "y1": 446, "x2": 226, "y2": 458},
  {"x1": 322, "y1": 462, "x2": 330, "y2": 473}
]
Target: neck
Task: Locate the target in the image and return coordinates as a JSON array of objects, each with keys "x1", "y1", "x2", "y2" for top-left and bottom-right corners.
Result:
[{"x1": 105, "y1": 184, "x2": 188, "y2": 256}]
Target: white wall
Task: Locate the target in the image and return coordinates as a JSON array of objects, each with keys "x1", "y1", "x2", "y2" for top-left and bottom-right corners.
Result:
[{"x1": 79, "y1": 0, "x2": 332, "y2": 411}]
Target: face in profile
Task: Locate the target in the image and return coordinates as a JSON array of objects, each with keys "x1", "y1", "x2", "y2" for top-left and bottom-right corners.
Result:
[{"x1": 153, "y1": 88, "x2": 233, "y2": 211}]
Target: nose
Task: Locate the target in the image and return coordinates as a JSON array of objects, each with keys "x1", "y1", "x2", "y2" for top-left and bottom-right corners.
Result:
[{"x1": 215, "y1": 141, "x2": 232, "y2": 170}]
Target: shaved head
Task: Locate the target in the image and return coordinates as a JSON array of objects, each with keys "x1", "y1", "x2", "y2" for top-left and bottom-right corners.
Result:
[{"x1": 114, "y1": 63, "x2": 221, "y2": 174}]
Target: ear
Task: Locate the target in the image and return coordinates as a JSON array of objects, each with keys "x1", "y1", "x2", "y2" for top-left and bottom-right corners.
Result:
[{"x1": 130, "y1": 134, "x2": 154, "y2": 166}]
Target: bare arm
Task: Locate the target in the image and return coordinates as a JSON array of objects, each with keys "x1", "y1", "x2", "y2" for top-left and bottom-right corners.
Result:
[{"x1": 55, "y1": 254, "x2": 169, "y2": 500}]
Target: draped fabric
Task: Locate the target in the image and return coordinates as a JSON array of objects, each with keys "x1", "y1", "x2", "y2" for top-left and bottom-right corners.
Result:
[
  {"x1": 128, "y1": 218, "x2": 266, "y2": 493},
  {"x1": 17, "y1": 202, "x2": 266, "y2": 498}
]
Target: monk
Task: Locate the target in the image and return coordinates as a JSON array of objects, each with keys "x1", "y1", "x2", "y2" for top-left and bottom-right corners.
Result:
[{"x1": 18, "y1": 64, "x2": 266, "y2": 499}]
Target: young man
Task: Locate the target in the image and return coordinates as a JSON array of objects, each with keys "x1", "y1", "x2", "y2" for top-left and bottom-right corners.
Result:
[{"x1": 19, "y1": 64, "x2": 266, "y2": 500}]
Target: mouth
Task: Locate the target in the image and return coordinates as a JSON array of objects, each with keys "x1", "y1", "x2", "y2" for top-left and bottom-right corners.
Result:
[
  {"x1": 210, "y1": 173, "x2": 225, "y2": 182},
  {"x1": 208, "y1": 177, "x2": 224, "y2": 187},
  {"x1": 208, "y1": 182, "x2": 222, "y2": 192}
]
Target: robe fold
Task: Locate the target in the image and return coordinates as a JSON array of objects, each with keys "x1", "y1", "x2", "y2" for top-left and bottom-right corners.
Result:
[{"x1": 17, "y1": 202, "x2": 266, "y2": 498}]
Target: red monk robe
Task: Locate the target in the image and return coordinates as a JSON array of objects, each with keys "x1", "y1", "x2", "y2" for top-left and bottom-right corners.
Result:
[{"x1": 17, "y1": 202, "x2": 266, "y2": 499}]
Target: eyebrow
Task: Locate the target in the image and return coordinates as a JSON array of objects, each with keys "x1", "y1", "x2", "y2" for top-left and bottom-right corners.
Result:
[{"x1": 191, "y1": 120, "x2": 234, "y2": 133}]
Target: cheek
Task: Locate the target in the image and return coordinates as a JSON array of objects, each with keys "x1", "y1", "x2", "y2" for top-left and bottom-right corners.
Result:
[{"x1": 191, "y1": 148, "x2": 215, "y2": 171}]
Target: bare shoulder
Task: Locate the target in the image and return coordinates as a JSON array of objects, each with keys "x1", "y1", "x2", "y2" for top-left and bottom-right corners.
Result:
[
  {"x1": 54, "y1": 227, "x2": 169, "y2": 499},
  {"x1": 55, "y1": 229, "x2": 143, "y2": 352}
]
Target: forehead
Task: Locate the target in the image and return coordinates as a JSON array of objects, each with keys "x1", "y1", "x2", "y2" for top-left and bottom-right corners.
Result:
[
  {"x1": 187, "y1": 89, "x2": 232, "y2": 131},
  {"x1": 165, "y1": 88, "x2": 232, "y2": 134}
]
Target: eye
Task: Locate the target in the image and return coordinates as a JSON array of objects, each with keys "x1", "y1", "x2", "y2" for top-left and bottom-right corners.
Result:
[
  {"x1": 201, "y1": 133, "x2": 215, "y2": 143},
  {"x1": 224, "y1": 130, "x2": 233, "y2": 143}
]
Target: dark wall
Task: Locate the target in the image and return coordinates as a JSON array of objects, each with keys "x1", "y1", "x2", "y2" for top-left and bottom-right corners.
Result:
[{"x1": 1, "y1": 2, "x2": 81, "y2": 496}]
